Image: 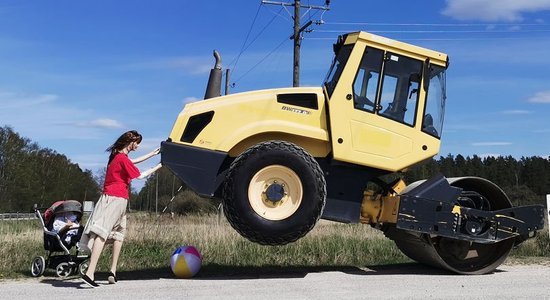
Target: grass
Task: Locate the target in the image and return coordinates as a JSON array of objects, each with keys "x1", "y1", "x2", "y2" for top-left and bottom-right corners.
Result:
[
  {"x1": 1, "y1": 213, "x2": 548, "y2": 280},
  {"x1": 107, "y1": 214, "x2": 411, "y2": 276}
]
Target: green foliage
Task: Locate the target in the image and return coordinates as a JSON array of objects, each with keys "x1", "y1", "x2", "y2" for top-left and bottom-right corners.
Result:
[
  {"x1": 169, "y1": 190, "x2": 220, "y2": 215},
  {"x1": 0, "y1": 215, "x2": 412, "y2": 279},
  {"x1": 1, "y1": 215, "x2": 548, "y2": 280},
  {"x1": 512, "y1": 232, "x2": 550, "y2": 257},
  {"x1": 2, "y1": 125, "x2": 549, "y2": 214},
  {"x1": 503, "y1": 185, "x2": 542, "y2": 207},
  {"x1": 0, "y1": 126, "x2": 101, "y2": 212},
  {"x1": 132, "y1": 167, "x2": 219, "y2": 214},
  {"x1": 405, "y1": 154, "x2": 550, "y2": 205}
]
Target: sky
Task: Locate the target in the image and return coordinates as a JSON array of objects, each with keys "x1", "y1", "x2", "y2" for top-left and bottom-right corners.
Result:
[{"x1": 1, "y1": 0, "x2": 550, "y2": 190}]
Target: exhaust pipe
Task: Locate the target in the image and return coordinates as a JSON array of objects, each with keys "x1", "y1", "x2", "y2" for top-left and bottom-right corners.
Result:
[{"x1": 204, "y1": 50, "x2": 222, "y2": 99}]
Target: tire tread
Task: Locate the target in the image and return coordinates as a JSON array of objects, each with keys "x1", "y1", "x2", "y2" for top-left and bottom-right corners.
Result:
[{"x1": 223, "y1": 141, "x2": 326, "y2": 245}]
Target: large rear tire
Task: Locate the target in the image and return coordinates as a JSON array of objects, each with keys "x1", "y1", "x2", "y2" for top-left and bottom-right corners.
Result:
[{"x1": 222, "y1": 141, "x2": 326, "y2": 245}]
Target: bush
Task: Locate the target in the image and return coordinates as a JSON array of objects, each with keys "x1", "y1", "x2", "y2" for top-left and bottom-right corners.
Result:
[{"x1": 162, "y1": 190, "x2": 220, "y2": 215}]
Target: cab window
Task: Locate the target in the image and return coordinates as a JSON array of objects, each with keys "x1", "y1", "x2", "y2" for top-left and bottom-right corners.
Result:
[
  {"x1": 324, "y1": 44, "x2": 353, "y2": 98},
  {"x1": 352, "y1": 47, "x2": 383, "y2": 112},
  {"x1": 352, "y1": 48, "x2": 423, "y2": 127},
  {"x1": 379, "y1": 53, "x2": 423, "y2": 126},
  {"x1": 422, "y1": 65, "x2": 446, "y2": 138}
]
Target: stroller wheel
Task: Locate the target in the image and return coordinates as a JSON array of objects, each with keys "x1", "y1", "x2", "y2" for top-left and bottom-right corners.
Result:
[
  {"x1": 78, "y1": 260, "x2": 89, "y2": 277},
  {"x1": 55, "y1": 262, "x2": 72, "y2": 277},
  {"x1": 30, "y1": 256, "x2": 46, "y2": 277}
]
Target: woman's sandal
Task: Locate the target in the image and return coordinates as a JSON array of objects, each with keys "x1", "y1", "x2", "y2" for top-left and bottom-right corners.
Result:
[{"x1": 107, "y1": 272, "x2": 117, "y2": 284}]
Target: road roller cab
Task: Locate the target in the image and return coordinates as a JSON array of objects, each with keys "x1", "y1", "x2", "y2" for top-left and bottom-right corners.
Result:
[{"x1": 161, "y1": 31, "x2": 545, "y2": 275}]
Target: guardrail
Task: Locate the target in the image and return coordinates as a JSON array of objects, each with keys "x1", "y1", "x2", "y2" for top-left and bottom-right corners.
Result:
[{"x1": 0, "y1": 213, "x2": 37, "y2": 221}]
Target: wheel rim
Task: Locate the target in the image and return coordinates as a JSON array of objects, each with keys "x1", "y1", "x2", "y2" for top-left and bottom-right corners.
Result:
[
  {"x1": 31, "y1": 257, "x2": 45, "y2": 277},
  {"x1": 56, "y1": 262, "x2": 72, "y2": 277},
  {"x1": 79, "y1": 261, "x2": 89, "y2": 276},
  {"x1": 248, "y1": 165, "x2": 303, "y2": 221}
]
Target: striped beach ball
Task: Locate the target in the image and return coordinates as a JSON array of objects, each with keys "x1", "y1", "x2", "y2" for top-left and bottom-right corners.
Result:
[{"x1": 170, "y1": 245, "x2": 202, "y2": 278}]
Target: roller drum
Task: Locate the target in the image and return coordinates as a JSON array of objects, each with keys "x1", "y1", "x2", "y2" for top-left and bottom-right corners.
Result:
[{"x1": 388, "y1": 177, "x2": 515, "y2": 275}]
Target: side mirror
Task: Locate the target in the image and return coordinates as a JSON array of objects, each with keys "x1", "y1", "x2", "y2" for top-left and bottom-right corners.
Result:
[{"x1": 409, "y1": 88, "x2": 418, "y2": 99}]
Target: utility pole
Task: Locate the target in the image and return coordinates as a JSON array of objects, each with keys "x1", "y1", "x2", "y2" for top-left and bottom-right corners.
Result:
[
  {"x1": 262, "y1": 0, "x2": 330, "y2": 87},
  {"x1": 293, "y1": 0, "x2": 301, "y2": 87},
  {"x1": 155, "y1": 173, "x2": 158, "y2": 214}
]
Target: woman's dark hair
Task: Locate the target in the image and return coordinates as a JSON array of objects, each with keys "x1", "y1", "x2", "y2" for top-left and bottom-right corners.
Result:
[{"x1": 106, "y1": 130, "x2": 142, "y2": 164}]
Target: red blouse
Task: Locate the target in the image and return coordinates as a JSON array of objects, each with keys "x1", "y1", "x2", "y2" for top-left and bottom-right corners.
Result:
[{"x1": 103, "y1": 153, "x2": 140, "y2": 199}]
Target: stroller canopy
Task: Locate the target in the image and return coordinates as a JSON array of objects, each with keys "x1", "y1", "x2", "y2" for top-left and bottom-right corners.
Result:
[{"x1": 44, "y1": 200, "x2": 83, "y2": 226}]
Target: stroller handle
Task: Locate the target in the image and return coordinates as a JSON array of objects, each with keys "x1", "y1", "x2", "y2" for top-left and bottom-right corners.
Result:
[{"x1": 33, "y1": 203, "x2": 47, "y2": 229}]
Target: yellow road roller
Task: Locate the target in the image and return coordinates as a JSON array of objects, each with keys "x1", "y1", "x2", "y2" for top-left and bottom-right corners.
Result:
[{"x1": 161, "y1": 31, "x2": 545, "y2": 274}]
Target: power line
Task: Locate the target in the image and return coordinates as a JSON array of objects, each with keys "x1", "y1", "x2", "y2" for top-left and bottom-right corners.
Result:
[
  {"x1": 305, "y1": 36, "x2": 547, "y2": 41},
  {"x1": 228, "y1": 3, "x2": 262, "y2": 77},
  {"x1": 314, "y1": 29, "x2": 550, "y2": 33},
  {"x1": 265, "y1": 5, "x2": 292, "y2": 23},
  {"x1": 230, "y1": 1, "x2": 329, "y2": 88},
  {"x1": 325, "y1": 22, "x2": 550, "y2": 26},
  {"x1": 228, "y1": 6, "x2": 284, "y2": 77},
  {"x1": 232, "y1": 37, "x2": 289, "y2": 85},
  {"x1": 228, "y1": 7, "x2": 285, "y2": 85},
  {"x1": 262, "y1": 0, "x2": 330, "y2": 87}
]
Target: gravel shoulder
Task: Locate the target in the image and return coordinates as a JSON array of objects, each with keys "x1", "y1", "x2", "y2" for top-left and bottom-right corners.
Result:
[{"x1": 1, "y1": 263, "x2": 549, "y2": 299}]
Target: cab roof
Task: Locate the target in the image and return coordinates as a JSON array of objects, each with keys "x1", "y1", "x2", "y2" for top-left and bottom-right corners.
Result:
[{"x1": 344, "y1": 31, "x2": 449, "y2": 68}]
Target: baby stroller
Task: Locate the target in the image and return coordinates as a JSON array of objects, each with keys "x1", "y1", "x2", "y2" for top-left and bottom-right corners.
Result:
[{"x1": 30, "y1": 200, "x2": 89, "y2": 277}]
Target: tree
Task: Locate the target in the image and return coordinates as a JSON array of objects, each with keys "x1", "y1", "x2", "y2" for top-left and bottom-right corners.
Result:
[
  {"x1": 0, "y1": 126, "x2": 100, "y2": 212},
  {"x1": 132, "y1": 167, "x2": 219, "y2": 214}
]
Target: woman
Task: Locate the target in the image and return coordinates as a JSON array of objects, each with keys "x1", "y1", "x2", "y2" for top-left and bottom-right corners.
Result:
[{"x1": 81, "y1": 130, "x2": 161, "y2": 288}]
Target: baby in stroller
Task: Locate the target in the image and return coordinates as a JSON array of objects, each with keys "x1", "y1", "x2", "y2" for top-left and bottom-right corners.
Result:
[
  {"x1": 31, "y1": 200, "x2": 89, "y2": 278},
  {"x1": 52, "y1": 211, "x2": 82, "y2": 246}
]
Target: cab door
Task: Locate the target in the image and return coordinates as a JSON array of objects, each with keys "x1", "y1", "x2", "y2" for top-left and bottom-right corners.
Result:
[{"x1": 326, "y1": 42, "x2": 439, "y2": 172}]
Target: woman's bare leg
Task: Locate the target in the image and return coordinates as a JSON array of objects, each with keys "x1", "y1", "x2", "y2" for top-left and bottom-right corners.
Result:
[
  {"x1": 85, "y1": 235, "x2": 106, "y2": 280},
  {"x1": 86, "y1": 234, "x2": 96, "y2": 251},
  {"x1": 110, "y1": 240, "x2": 123, "y2": 275}
]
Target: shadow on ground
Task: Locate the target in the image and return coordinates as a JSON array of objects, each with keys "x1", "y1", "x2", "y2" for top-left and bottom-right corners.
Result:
[
  {"x1": 90, "y1": 263, "x2": 460, "y2": 281},
  {"x1": 21, "y1": 262, "x2": 507, "y2": 284}
]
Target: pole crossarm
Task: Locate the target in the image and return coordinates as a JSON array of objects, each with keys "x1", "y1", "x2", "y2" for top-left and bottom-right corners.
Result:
[
  {"x1": 261, "y1": 0, "x2": 330, "y2": 11},
  {"x1": 261, "y1": 0, "x2": 330, "y2": 87},
  {"x1": 289, "y1": 20, "x2": 313, "y2": 39}
]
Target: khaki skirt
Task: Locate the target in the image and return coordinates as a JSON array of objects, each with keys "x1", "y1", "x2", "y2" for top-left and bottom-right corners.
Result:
[{"x1": 83, "y1": 194, "x2": 128, "y2": 242}]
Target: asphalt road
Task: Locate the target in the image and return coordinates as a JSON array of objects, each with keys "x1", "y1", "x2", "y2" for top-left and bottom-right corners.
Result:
[{"x1": 1, "y1": 264, "x2": 549, "y2": 299}]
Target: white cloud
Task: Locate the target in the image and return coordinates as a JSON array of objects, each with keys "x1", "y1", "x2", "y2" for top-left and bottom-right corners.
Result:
[
  {"x1": 527, "y1": 91, "x2": 550, "y2": 103},
  {"x1": 0, "y1": 92, "x2": 58, "y2": 108},
  {"x1": 472, "y1": 142, "x2": 512, "y2": 146},
  {"x1": 70, "y1": 154, "x2": 107, "y2": 169},
  {"x1": 0, "y1": 90, "x2": 122, "y2": 141},
  {"x1": 137, "y1": 137, "x2": 164, "y2": 152},
  {"x1": 121, "y1": 56, "x2": 212, "y2": 75},
  {"x1": 68, "y1": 136, "x2": 164, "y2": 173},
  {"x1": 438, "y1": 37, "x2": 550, "y2": 70},
  {"x1": 442, "y1": 0, "x2": 550, "y2": 21},
  {"x1": 86, "y1": 118, "x2": 124, "y2": 129},
  {"x1": 500, "y1": 110, "x2": 532, "y2": 115},
  {"x1": 55, "y1": 118, "x2": 124, "y2": 129},
  {"x1": 183, "y1": 96, "x2": 200, "y2": 104}
]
